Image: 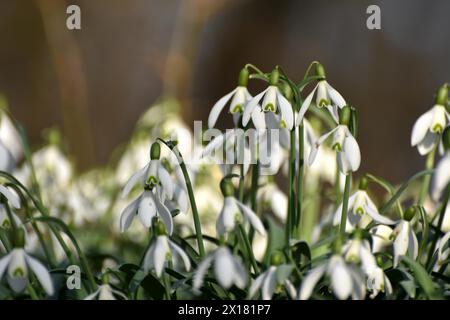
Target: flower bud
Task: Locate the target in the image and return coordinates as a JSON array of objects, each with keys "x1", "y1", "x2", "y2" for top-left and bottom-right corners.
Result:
[
  {"x1": 150, "y1": 142, "x2": 161, "y2": 160},
  {"x1": 220, "y1": 178, "x2": 235, "y2": 197},
  {"x1": 315, "y1": 63, "x2": 326, "y2": 79},
  {"x1": 358, "y1": 176, "x2": 368, "y2": 191},
  {"x1": 435, "y1": 84, "x2": 448, "y2": 106},
  {"x1": 14, "y1": 228, "x2": 25, "y2": 248},
  {"x1": 269, "y1": 68, "x2": 280, "y2": 86},
  {"x1": 238, "y1": 68, "x2": 249, "y2": 87},
  {"x1": 403, "y1": 207, "x2": 416, "y2": 221},
  {"x1": 270, "y1": 251, "x2": 284, "y2": 266},
  {"x1": 443, "y1": 126, "x2": 450, "y2": 151},
  {"x1": 339, "y1": 105, "x2": 351, "y2": 126}
]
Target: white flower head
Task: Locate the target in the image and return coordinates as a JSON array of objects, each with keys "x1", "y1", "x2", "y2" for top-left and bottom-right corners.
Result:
[
  {"x1": 299, "y1": 254, "x2": 365, "y2": 300},
  {"x1": 120, "y1": 189, "x2": 173, "y2": 234},
  {"x1": 193, "y1": 246, "x2": 248, "y2": 291},
  {"x1": 411, "y1": 104, "x2": 449, "y2": 156},
  {"x1": 257, "y1": 182, "x2": 288, "y2": 222},
  {"x1": 242, "y1": 69, "x2": 294, "y2": 130},
  {"x1": 143, "y1": 234, "x2": 191, "y2": 278},
  {"x1": 208, "y1": 68, "x2": 253, "y2": 128},
  {"x1": 333, "y1": 189, "x2": 395, "y2": 232},
  {"x1": 370, "y1": 225, "x2": 394, "y2": 253},
  {"x1": 0, "y1": 248, "x2": 54, "y2": 295},
  {"x1": 249, "y1": 264, "x2": 296, "y2": 300},
  {"x1": 217, "y1": 179, "x2": 266, "y2": 237},
  {"x1": 0, "y1": 109, "x2": 22, "y2": 172},
  {"x1": 309, "y1": 124, "x2": 360, "y2": 174},
  {"x1": 434, "y1": 231, "x2": 450, "y2": 272},
  {"x1": 297, "y1": 64, "x2": 346, "y2": 124}
]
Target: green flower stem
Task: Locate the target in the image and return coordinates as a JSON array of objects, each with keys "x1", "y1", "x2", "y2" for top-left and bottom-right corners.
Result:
[
  {"x1": 339, "y1": 173, "x2": 352, "y2": 235},
  {"x1": 295, "y1": 124, "x2": 305, "y2": 238},
  {"x1": 286, "y1": 129, "x2": 296, "y2": 245},
  {"x1": 250, "y1": 162, "x2": 259, "y2": 212},
  {"x1": 426, "y1": 183, "x2": 450, "y2": 268},
  {"x1": 158, "y1": 140, "x2": 206, "y2": 257},
  {"x1": 419, "y1": 147, "x2": 436, "y2": 205},
  {"x1": 238, "y1": 224, "x2": 259, "y2": 273},
  {"x1": 238, "y1": 164, "x2": 245, "y2": 202},
  {"x1": 335, "y1": 167, "x2": 341, "y2": 208},
  {"x1": 163, "y1": 272, "x2": 172, "y2": 300},
  {"x1": 0, "y1": 229, "x2": 11, "y2": 251},
  {"x1": 27, "y1": 284, "x2": 39, "y2": 300}
]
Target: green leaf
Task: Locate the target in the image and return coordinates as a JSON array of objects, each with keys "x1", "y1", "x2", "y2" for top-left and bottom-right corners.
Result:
[
  {"x1": 380, "y1": 169, "x2": 434, "y2": 214},
  {"x1": 401, "y1": 256, "x2": 442, "y2": 299},
  {"x1": 291, "y1": 240, "x2": 311, "y2": 265}
]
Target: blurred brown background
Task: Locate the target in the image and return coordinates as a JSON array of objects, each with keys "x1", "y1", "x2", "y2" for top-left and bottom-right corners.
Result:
[{"x1": 0, "y1": 0, "x2": 449, "y2": 183}]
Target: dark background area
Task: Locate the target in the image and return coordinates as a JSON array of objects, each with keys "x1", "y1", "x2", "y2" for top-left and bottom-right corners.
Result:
[{"x1": 0, "y1": 0, "x2": 449, "y2": 182}]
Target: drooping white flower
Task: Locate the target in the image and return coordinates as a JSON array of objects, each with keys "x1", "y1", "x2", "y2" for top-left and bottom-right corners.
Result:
[
  {"x1": 411, "y1": 105, "x2": 449, "y2": 155},
  {"x1": 392, "y1": 220, "x2": 418, "y2": 267},
  {"x1": 309, "y1": 124, "x2": 360, "y2": 174},
  {"x1": 143, "y1": 234, "x2": 191, "y2": 278},
  {"x1": 0, "y1": 248, "x2": 54, "y2": 295},
  {"x1": 298, "y1": 254, "x2": 365, "y2": 300},
  {"x1": 121, "y1": 154, "x2": 173, "y2": 202},
  {"x1": 333, "y1": 189, "x2": 394, "y2": 232},
  {"x1": 120, "y1": 189, "x2": 173, "y2": 234},
  {"x1": 431, "y1": 151, "x2": 450, "y2": 202},
  {"x1": 297, "y1": 78, "x2": 346, "y2": 124},
  {"x1": 217, "y1": 196, "x2": 266, "y2": 237},
  {"x1": 208, "y1": 87, "x2": 253, "y2": 128},
  {"x1": 193, "y1": 246, "x2": 247, "y2": 290},
  {"x1": 242, "y1": 70, "x2": 294, "y2": 130},
  {"x1": 249, "y1": 265, "x2": 296, "y2": 300},
  {"x1": 84, "y1": 284, "x2": 127, "y2": 300}
]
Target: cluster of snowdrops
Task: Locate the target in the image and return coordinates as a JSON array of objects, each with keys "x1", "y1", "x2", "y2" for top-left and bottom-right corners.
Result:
[{"x1": 0, "y1": 62, "x2": 449, "y2": 300}]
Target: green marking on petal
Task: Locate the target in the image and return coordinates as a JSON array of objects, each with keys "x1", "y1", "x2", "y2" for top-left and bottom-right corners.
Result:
[
  {"x1": 318, "y1": 99, "x2": 329, "y2": 107},
  {"x1": 356, "y1": 207, "x2": 364, "y2": 215},
  {"x1": 13, "y1": 268, "x2": 24, "y2": 277},
  {"x1": 231, "y1": 104, "x2": 243, "y2": 114},
  {"x1": 332, "y1": 143, "x2": 342, "y2": 151},
  {"x1": 432, "y1": 124, "x2": 443, "y2": 133},
  {"x1": 146, "y1": 176, "x2": 158, "y2": 187},
  {"x1": 263, "y1": 103, "x2": 276, "y2": 112}
]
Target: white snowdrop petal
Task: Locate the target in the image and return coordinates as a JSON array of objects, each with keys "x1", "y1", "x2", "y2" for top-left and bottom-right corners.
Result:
[
  {"x1": 153, "y1": 194, "x2": 174, "y2": 235},
  {"x1": 243, "y1": 89, "x2": 268, "y2": 126},
  {"x1": 298, "y1": 264, "x2": 326, "y2": 300},
  {"x1": 0, "y1": 252, "x2": 12, "y2": 279},
  {"x1": 249, "y1": 272, "x2": 266, "y2": 299},
  {"x1": 235, "y1": 199, "x2": 266, "y2": 236},
  {"x1": 119, "y1": 195, "x2": 141, "y2": 232},
  {"x1": 153, "y1": 236, "x2": 169, "y2": 277},
  {"x1": 326, "y1": 82, "x2": 346, "y2": 108},
  {"x1": 417, "y1": 131, "x2": 438, "y2": 155},
  {"x1": 25, "y1": 254, "x2": 54, "y2": 295},
  {"x1": 232, "y1": 258, "x2": 248, "y2": 289},
  {"x1": 208, "y1": 88, "x2": 237, "y2": 128},
  {"x1": 193, "y1": 255, "x2": 214, "y2": 290},
  {"x1": 261, "y1": 267, "x2": 277, "y2": 300},
  {"x1": 364, "y1": 205, "x2": 396, "y2": 225},
  {"x1": 343, "y1": 134, "x2": 361, "y2": 172},
  {"x1": 214, "y1": 248, "x2": 235, "y2": 289},
  {"x1": 431, "y1": 152, "x2": 450, "y2": 201},
  {"x1": 411, "y1": 108, "x2": 433, "y2": 146},
  {"x1": 137, "y1": 191, "x2": 157, "y2": 228},
  {"x1": 297, "y1": 84, "x2": 318, "y2": 124},
  {"x1": 169, "y1": 241, "x2": 191, "y2": 272},
  {"x1": 408, "y1": 228, "x2": 419, "y2": 260},
  {"x1": 121, "y1": 164, "x2": 148, "y2": 198},
  {"x1": 158, "y1": 165, "x2": 174, "y2": 200},
  {"x1": 276, "y1": 91, "x2": 294, "y2": 130},
  {"x1": 331, "y1": 260, "x2": 352, "y2": 300}
]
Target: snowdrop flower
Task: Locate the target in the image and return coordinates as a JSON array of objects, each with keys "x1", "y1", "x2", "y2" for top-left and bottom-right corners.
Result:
[
  {"x1": 249, "y1": 253, "x2": 296, "y2": 300},
  {"x1": 216, "y1": 178, "x2": 266, "y2": 236},
  {"x1": 193, "y1": 246, "x2": 247, "y2": 290},
  {"x1": 431, "y1": 127, "x2": 450, "y2": 202},
  {"x1": 297, "y1": 63, "x2": 346, "y2": 124},
  {"x1": 370, "y1": 225, "x2": 394, "y2": 253},
  {"x1": 143, "y1": 222, "x2": 191, "y2": 278},
  {"x1": 257, "y1": 181, "x2": 288, "y2": 222},
  {"x1": 0, "y1": 108, "x2": 22, "y2": 172},
  {"x1": 309, "y1": 106, "x2": 360, "y2": 174},
  {"x1": 208, "y1": 68, "x2": 252, "y2": 128},
  {"x1": 119, "y1": 188, "x2": 173, "y2": 234},
  {"x1": 333, "y1": 179, "x2": 394, "y2": 232},
  {"x1": 411, "y1": 85, "x2": 449, "y2": 155},
  {"x1": 85, "y1": 275, "x2": 127, "y2": 300},
  {"x1": 299, "y1": 253, "x2": 365, "y2": 300},
  {"x1": 121, "y1": 142, "x2": 173, "y2": 201},
  {"x1": 243, "y1": 68, "x2": 294, "y2": 130},
  {"x1": 392, "y1": 208, "x2": 418, "y2": 267},
  {"x1": 0, "y1": 230, "x2": 53, "y2": 295}
]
